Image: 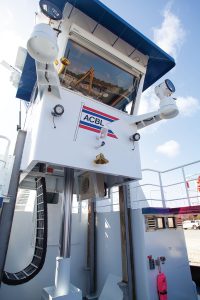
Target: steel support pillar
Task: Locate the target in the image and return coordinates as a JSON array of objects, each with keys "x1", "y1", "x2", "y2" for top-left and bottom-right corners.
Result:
[
  {"x1": 60, "y1": 168, "x2": 74, "y2": 258},
  {"x1": 119, "y1": 185, "x2": 136, "y2": 300},
  {"x1": 0, "y1": 130, "x2": 26, "y2": 283},
  {"x1": 87, "y1": 199, "x2": 96, "y2": 298},
  {"x1": 42, "y1": 169, "x2": 82, "y2": 299}
]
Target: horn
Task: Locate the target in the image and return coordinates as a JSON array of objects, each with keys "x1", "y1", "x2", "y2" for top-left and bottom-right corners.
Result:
[{"x1": 94, "y1": 153, "x2": 109, "y2": 165}]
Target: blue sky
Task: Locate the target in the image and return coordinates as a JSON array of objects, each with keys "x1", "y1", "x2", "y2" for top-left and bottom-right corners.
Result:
[
  {"x1": 103, "y1": 0, "x2": 200, "y2": 170},
  {"x1": 0, "y1": 0, "x2": 199, "y2": 173}
]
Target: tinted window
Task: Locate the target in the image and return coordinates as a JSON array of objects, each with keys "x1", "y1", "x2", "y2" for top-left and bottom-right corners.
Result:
[
  {"x1": 168, "y1": 217, "x2": 176, "y2": 228},
  {"x1": 157, "y1": 217, "x2": 165, "y2": 229},
  {"x1": 60, "y1": 40, "x2": 139, "y2": 113}
]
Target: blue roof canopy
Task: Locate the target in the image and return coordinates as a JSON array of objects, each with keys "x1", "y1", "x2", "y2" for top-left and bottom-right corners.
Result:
[{"x1": 17, "y1": 0, "x2": 175, "y2": 101}]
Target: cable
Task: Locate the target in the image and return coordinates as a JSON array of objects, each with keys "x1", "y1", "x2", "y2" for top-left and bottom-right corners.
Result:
[
  {"x1": 2, "y1": 176, "x2": 48, "y2": 285},
  {"x1": 52, "y1": 116, "x2": 56, "y2": 128}
]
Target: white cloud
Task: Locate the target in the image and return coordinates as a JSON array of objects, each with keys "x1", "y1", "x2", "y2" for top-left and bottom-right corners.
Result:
[
  {"x1": 156, "y1": 140, "x2": 180, "y2": 158},
  {"x1": 138, "y1": 87, "x2": 158, "y2": 115},
  {"x1": 0, "y1": 6, "x2": 14, "y2": 29},
  {"x1": 0, "y1": 30, "x2": 26, "y2": 65},
  {"x1": 137, "y1": 5, "x2": 187, "y2": 134},
  {"x1": 176, "y1": 96, "x2": 200, "y2": 117},
  {"x1": 153, "y1": 8, "x2": 185, "y2": 59}
]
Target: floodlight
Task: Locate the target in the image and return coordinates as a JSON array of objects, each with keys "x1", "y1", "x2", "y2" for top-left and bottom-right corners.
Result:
[{"x1": 27, "y1": 23, "x2": 58, "y2": 63}]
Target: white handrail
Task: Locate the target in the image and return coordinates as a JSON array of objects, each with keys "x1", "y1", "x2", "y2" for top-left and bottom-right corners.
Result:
[{"x1": 142, "y1": 160, "x2": 200, "y2": 174}]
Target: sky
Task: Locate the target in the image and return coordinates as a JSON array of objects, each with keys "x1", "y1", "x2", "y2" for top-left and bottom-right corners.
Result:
[{"x1": 0, "y1": 0, "x2": 200, "y2": 175}]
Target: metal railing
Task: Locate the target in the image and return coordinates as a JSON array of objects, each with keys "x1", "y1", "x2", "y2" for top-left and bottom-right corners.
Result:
[
  {"x1": 70, "y1": 160, "x2": 200, "y2": 213},
  {"x1": 95, "y1": 160, "x2": 200, "y2": 212},
  {"x1": 130, "y1": 160, "x2": 200, "y2": 209}
]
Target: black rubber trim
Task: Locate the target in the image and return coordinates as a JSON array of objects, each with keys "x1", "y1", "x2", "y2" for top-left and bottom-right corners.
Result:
[{"x1": 2, "y1": 177, "x2": 48, "y2": 285}]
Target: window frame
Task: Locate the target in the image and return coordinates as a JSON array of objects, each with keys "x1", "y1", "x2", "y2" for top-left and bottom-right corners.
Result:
[
  {"x1": 68, "y1": 24, "x2": 145, "y2": 78},
  {"x1": 61, "y1": 37, "x2": 142, "y2": 113}
]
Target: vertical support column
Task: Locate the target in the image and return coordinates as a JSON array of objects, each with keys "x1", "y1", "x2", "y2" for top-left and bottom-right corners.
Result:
[
  {"x1": 42, "y1": 168, "x2": 82, "y2": 299},
  {"x1": 119, "y1": 185, "x2": 136, "y2": 300},
  {"x1": 181, "y1": 167, "x2": 191, "y2": 206},
  {"x1": 131, "y1": 74, "x2": 145, "y2": 116},
  {"x1": 0, "y1": 130, "x2": 26, "y2": 283},
  {"x1": 87, "y1": 199, "x2": 96, "y2": 297},
  {"x1": 60, "y1": 168, "x2": 74, "y2": 258},
  {"x1": 158, "y1": 172, "x2": 166, "y2": 208},
  {"x1": 55, "y1": 168, "x2": 74, "y2": 296}
]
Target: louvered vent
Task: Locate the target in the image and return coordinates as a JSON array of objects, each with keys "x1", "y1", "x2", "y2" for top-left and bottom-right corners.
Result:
[
  {"x1": 145, "y1": 216, "x2": 156, "y2": 231},
  {"x1": 176, "y1": 217, "x2": 183, "y2": 228}
]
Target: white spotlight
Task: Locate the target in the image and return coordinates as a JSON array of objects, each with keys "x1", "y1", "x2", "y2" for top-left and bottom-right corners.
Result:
[
  {"x1": 155, "y1": 79, "x2": 179, "y2": 119},
  {"x1": 27, "y1": 23, "x2": 58, "y2": 63}
]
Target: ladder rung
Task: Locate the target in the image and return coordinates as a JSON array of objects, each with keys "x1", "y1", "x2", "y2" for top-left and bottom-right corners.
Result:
[
  {"x1": 13, "y1": 273, "x2": 19, "y2": 280},
  {"x1": 35, "y1": 246, "x2": 43, "y2": 250},
  {"x1": 34, "y1": 254, "x2": 42, "y2": 259},
  {"x1": 22, "y1": 270, "x2": 29, "y2": 277},
  {"x1": 31, "y1": 263, "x2": 38, "y2": 269},
  {"x1": 36, "y1": 184, "x2": 43, "y2": 188},
  {"x1": 37, "y1": 193, "x2": 44, "y2": 197}
]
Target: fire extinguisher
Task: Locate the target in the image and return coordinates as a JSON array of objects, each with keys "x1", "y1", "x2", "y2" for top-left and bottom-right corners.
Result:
[
  {"x1": 157, "y1": 272, "x2": 168, "y2": 300},
  {"x1": 157, "y1": 258, "x2": 168, "y2": 300}
]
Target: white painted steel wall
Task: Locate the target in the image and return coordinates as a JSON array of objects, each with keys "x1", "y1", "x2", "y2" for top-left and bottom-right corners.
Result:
[
  {"x1": 96, "y1": 212, "x2": 122, "y2": 295},
  {"x1": 131, "y1": 209, "x2": 197, "y2": 300},
  {"x1": 0, "y1": 206, "x2": 60, "y2": 300},
  {"x1": 0, "y1": 198, "x2": 89, "y2": 300},
  {"x1": 21, "y1": 89, "x2": 141, "y2": 179},
  {"x1": 0, "y1": 196, "x2": 124, "y2": 300}
]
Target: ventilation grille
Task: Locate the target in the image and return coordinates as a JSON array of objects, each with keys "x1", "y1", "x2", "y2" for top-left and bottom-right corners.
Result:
[
  {"x1": 145, "y1": 216, "x2": 157, "y2": 231},
  {"x1": 176, "y1": 217, "x2": 183, "y2": 228}
]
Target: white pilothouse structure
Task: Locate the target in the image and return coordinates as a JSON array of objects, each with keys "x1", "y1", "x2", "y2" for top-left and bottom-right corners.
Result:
[{"x1": 0, "y1": 1, "x2": 198, "y2": 299}]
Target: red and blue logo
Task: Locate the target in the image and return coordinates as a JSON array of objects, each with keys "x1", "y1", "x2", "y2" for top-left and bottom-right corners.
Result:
[{"x1": 78, "y1": 105, "x2": 119, "y2": 139}]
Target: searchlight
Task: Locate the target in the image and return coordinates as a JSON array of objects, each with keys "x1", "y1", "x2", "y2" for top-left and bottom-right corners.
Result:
[
  {"x1": 27, "y1": 23, "x2": 58, "y2": 63},
  {"x1": 155, "y1": 79, "x2": 179, "y2": 119}
]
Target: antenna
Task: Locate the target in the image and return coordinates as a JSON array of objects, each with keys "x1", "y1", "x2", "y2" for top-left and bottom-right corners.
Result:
[{"x1": 0, "y1": 60, "x2": 19, "y2": 73}]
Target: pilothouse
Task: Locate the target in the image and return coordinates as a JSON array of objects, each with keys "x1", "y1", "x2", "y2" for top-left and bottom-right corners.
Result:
[{"x1": 0, "y1": 1, "x2": 197, "y2": 300}]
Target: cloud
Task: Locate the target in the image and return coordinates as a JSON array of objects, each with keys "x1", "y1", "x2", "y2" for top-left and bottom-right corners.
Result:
[
  {"x1": 138, "y1": 87, "x2": 158, "y2": 115},
  {"x1": 153, "y1": 7, "x2": 185, "y2": 59},
  {"x1": 176, "y1": 96, "x2": 200, "y2": 117},
  {"x1": 0, "y1": 30, "x2": 26, "y2": 64},
  {"x1": 156, "y1": 140, "x2": 180, "y2": 158},
  {"x1": 0, "y1": 6, "x2": 14, "y2": 29},
  {"x1": 138, "y1": 5, "x2": 187, "y2": 134}
]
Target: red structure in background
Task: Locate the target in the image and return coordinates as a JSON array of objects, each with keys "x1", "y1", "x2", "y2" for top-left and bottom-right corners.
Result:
[{"x1": 197, "y1": 176, "x2": 200, "y2": 192}]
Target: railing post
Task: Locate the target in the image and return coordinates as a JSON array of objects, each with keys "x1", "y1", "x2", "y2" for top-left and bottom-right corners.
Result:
[
  {"x1": 158, "y1": 172, "x2": 166, "y2": 208},
  {"x1": 119, "y1": 185, "x2": 136, "y2": 300},
  {"x1": 181, "y1": 167, "x2": 191, "y2": 206}
]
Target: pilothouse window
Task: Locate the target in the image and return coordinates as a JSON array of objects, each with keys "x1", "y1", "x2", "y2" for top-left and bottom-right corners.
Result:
[{"x1": 60, "y1": 40, "x2": 139, "y2": 113}]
